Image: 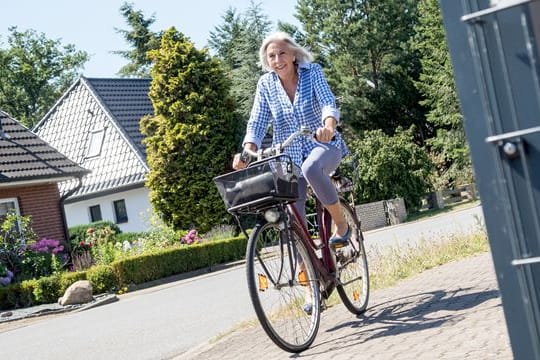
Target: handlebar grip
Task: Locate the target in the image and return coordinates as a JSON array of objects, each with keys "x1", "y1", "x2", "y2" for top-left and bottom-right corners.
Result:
[{"x1": 239, "y1": 150, "x2": 250, "y2": 163}]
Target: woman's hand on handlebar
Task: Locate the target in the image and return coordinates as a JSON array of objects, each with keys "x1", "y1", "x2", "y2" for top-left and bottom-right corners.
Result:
[
  {"x1": 315, "y1": 126, "x2": 335, "y2": 143},
  {"x1": 232, "y1": 153, "x2": 248, "y2": 170},
  {"x1": 233, "y1": 143, "x2": 257, "y2": 170},
  {"x1": 316, "y1": 116, "x2": 337, "y2": 143}
]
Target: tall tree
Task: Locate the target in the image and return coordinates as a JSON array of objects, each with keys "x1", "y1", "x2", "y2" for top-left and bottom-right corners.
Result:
[
  {"x1": 113, "y1": 2, "x2": 162, "y2": 78},
  {"x1": 296, "y1": 0, "x2": 425, "y2": 138},
  {"x1": 208, "y1": 8, "x2": 244, "y2": 71},
  {"x1": 209, "y1": 1, "x2": 271, "y2": 121},
  {"x1": 0, "y1": 27, "x2": 88, "y2": 128},
  {"x1": 142, "y1": 28, "x2": 241, "y2": 232},
  {"x1": 412, "y1": 0, "x2": 472, "y2": 188}
]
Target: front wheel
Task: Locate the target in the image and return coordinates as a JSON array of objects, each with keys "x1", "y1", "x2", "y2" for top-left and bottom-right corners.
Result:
[
  {"x1": 246, "y1": 220, "x2": 320, "y2": 353},
  {"x1": 335, "y1": 199, "x2": 370, "y2": 314}
]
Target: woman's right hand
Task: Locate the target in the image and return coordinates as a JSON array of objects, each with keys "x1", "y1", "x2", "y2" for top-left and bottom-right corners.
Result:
[
  {"x1": 232, "y1": 143, "x2": 257, "y2": 170},
  {"x1": 232, "y1": 153, "x2": 248, "y2": 170}
]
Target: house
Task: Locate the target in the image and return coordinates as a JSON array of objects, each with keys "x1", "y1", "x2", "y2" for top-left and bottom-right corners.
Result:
[
  {"x1": 34, "y1": 77, "x2": 154, "y2": 233},
  {"x1": 0, "y1": 110, "x2": 89, "y2": 243}
]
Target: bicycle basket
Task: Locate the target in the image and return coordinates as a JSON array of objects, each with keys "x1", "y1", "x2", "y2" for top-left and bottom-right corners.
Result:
[{"x1": 214, "y1": 155, "x2": 300, "y2": 213}]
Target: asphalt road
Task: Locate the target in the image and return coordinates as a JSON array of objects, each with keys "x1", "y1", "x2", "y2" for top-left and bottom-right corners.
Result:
[{"x1": 0, "y1": 205, "x2": 485, "y2": 360}]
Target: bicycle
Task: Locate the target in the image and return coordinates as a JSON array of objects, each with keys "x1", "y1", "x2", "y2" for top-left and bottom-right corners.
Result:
[{"x1": 214, "y1": 127, "x2": 370, "y2": 353}]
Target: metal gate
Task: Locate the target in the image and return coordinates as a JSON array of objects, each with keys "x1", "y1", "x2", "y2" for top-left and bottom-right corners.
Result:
[{"x1": 440, "y1": 0, "x2": 540, "y2": 358}]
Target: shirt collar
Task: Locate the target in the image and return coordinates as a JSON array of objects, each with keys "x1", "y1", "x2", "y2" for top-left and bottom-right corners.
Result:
[{"x1": 297, "y1": 62, "x2": 310, "y2": 71}]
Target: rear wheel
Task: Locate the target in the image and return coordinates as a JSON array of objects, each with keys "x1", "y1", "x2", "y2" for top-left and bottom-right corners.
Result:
[
  {"x1": 246, "y1": 220, "x2": 320, "y2": 353},
  {"x1": 334, "y1": 199, "x2": 370, "y2": 314}
]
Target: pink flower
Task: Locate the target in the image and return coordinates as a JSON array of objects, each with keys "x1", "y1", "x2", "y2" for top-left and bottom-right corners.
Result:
[{"x1": 181, "y1": 229, "x2": 200, "y2": 245}]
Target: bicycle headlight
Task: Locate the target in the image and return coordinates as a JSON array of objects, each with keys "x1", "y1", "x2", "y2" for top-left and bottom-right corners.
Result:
[{"x1": 264, "y1": 209, "x2": 280, "y2": 223}]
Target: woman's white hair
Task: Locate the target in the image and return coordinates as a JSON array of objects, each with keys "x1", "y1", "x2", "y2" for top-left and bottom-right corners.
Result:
[{"x1": 259, "y1": 31, "x2": 314, "y2": 72}]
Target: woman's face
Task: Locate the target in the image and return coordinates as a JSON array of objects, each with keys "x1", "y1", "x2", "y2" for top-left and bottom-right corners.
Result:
[{"x1": 266, "y1": 40, "x2": 295, "y2": 78}]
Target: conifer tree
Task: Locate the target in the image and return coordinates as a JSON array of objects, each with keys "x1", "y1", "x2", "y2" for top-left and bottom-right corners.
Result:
[
  {"x1": 413, "y1": 0, "x2": 472, "y2": 188},
  {"x1": 142, "y1": 28, "x2": 241, "y2": 232}
]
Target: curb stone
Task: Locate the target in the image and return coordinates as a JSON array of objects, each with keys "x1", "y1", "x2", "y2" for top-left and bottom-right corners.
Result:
[{"x1": 0, "y1": 293, "x2": 118, "y2": 324}]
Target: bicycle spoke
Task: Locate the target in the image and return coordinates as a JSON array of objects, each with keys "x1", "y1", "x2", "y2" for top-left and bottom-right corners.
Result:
[
  {"x1": 335, "y1": 200, "x2": 370, "y2": 314},
  {"x1": 246, "y1": 221, "x2": 320, "y2": 352}
]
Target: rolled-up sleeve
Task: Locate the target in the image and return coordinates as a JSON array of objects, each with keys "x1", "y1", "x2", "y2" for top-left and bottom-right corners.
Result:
[
  {"x1": 243, "y1": 78, "x2": 271, "y2": 149},
  {"x1": 311, "y1": 64, "x2": 340, "y2": 125}
]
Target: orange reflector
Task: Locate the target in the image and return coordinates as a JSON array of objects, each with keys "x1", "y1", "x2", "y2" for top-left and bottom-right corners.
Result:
[
  {"x1": 353, "y1": 290, "x2": 359, "y2": 301},
  {"x1": 298, "y1": 270, "x2": 308, "y2": 286},
  {"x1": 258, "y1": 274, "x2": 268, "y2": 291}
]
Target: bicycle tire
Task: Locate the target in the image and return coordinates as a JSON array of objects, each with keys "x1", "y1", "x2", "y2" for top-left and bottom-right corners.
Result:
[
  {"x1": 335, "y1": 199, "x2": 370, "y2": 314},
  {"x1": 246, "y1": 220, "x2": 321, "y2": 353}
]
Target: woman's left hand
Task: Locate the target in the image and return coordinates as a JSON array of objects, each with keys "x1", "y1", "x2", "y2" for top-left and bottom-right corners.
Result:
[{"x1": 315, "y1": 126, "x2": 335, "y2": 143}]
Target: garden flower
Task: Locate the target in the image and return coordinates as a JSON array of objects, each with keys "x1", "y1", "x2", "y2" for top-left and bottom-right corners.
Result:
[
  {"x1": 181, "y1": 229, "x2": 201, "y2": 245},
  {"x1": 0, "y1": 269, "x2": 14, "y2": 287},
  {"x1": 29, "y1": 238, "x2": 64, "y2": 254},
  {"x1": 122, "y1": 240, "x2": 132, "y2": 251}
]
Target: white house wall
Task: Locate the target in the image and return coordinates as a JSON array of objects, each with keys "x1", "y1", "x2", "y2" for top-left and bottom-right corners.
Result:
[{"x1": 64, "y1": 187, "x2": 154, "y2": 233}]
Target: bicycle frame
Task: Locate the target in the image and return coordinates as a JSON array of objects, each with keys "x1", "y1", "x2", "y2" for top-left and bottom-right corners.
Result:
[{"x1": 287, "y1": 198, "x2": 338, "y2": 299}]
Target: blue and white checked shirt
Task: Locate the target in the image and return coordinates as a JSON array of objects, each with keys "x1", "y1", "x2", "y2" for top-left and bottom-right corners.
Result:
[{"x1": 243, "y1": 62, "x2": 348, "y2": 168}]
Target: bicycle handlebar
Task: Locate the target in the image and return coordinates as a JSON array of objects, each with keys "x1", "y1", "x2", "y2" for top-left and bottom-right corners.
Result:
[
  {"x1": 241, "y1": 126, "x2": 337, "y2": 164},
  {"x1": 241, "y1": 126, "x2": 314, "y2": 162}
]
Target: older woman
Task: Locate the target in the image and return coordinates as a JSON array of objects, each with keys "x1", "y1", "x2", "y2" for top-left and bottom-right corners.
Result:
[{"x1": 233, "y1": 31, "x2": 350, "y2": 248}]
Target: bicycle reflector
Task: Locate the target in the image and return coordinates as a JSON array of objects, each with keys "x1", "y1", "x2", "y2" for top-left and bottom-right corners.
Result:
[
  {"x1": 353, "y1": 290, "x2": 359, "y2": 301},
  {"x1": 298, "y1": 270, "x2": 309, "y2": 286},
  {"x1": 258, "y1": 273, "x2": 268, "y2": 291}
]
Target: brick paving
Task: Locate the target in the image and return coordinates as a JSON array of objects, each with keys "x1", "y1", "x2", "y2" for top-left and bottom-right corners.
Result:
[{"x1": 179, "y1": 252, "x2": 512, "y2": 360}]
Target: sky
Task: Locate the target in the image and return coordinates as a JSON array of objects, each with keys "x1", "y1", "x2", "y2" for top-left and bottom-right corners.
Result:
[{"x1": 1, "y1": 1, "x2": 300, "y2": 77}]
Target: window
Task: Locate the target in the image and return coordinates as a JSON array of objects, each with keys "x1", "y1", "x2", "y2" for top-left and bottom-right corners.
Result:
[
  {"x1": 86, "y1": 128, "x2": 105, "y2": 158},
  {"x1": 113, "y1": 199, "x2": 128, "y2": 223},
  {"x1": 0, "y1": 198, "x2": 21, "y2": 226},
  {"x1": 89, "y1": 205, "x2": 102, "y2": 222},
  {"x1": 0, "y1": 198, "x2": 19, "y2": 215}
]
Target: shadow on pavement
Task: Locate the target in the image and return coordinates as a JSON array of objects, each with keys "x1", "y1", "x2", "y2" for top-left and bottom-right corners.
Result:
[{"x1": 292, "y1": 287, "x2": 500, "y2": 357}]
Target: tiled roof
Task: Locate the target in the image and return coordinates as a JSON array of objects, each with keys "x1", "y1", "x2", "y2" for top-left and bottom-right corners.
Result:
[
  {"x1": 0, "y1": 110, "x2": 89, "y2": 184},
  {"x1": 83, "y1": 77, "x2": 153, "y2": 158},
  {"x1": 33, "y1": 77, "x2": 153, "y2": 199}
]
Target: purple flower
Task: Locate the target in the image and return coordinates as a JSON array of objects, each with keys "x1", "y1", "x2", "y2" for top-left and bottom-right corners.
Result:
[
  {"x1": 0, "y1": 270, "x2": 13, "y2": 287},
  {"x1": 29, "y1": 238, "x2": 64, "y2": 254}
]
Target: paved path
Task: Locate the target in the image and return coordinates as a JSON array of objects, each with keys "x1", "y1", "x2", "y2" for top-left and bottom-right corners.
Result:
[{"x1": 180, "y1": 252, "x2": 512, "y2": 360}]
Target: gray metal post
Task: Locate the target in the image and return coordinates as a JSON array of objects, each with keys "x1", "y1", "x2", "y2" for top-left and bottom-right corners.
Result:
[{"x1": 440, "y1": 0, "x2": 540, "y2": 358}]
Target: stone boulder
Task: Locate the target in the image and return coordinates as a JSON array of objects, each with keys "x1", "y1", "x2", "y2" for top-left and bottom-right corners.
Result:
[{"x1": 59, "y1": 280, "x2": 94, "y2": 306}]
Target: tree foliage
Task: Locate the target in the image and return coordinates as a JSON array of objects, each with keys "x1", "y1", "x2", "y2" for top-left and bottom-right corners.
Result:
[
  {"x1": 209, "y1": 1, "x2": 271, "y2": 121},
  {"x1": 412, "y1": 0, "x2": 472, "y2": 188},
  {"x1": 348, "y1": 127, "x2": 433, "y2": 211},
  {"x1": 296, "y1": 0, "x2": 426, "y2": 137},
  {"x1": 208, "y1": 7, "x2": 244, "y2": 71},
  {"x1": 0, "y1": 27, "x2": 88, "y2": 128},
  {"x1": 142, "y1": 28, "x2": 241, "y2": 232},
  {"x1": 113, "y1": 2, "x2": 162, "y2": 77}
]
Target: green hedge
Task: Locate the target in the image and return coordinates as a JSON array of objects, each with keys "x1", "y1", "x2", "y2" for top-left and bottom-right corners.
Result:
[
  {"x1": 0, "y1": 236, "x2": 247, "y2": 310},
  {"x1": 114, "y1": 232, "x2": 144, "y2": 243},
  {"x1": 68, "y1": 221, "x2": 122, "y2": 248}
]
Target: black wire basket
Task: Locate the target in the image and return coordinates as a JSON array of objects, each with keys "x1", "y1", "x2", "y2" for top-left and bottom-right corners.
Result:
[{"x1": 214, "y1": 155, "x2": 300, "y2": 214}]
